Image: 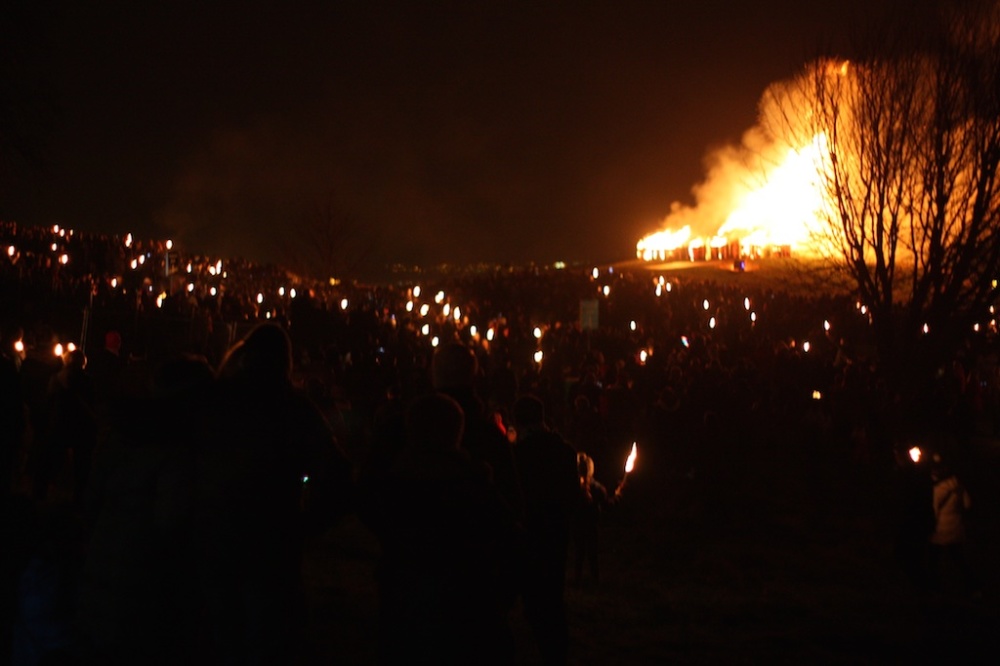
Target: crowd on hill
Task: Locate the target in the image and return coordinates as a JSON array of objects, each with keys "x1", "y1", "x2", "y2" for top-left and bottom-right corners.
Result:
[{"x1": 1, "y1": 220, "x2": 994, "y2": 663}]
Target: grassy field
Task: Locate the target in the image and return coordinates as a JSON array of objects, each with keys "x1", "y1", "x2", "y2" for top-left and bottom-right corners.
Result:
[{"x1": 301, "y1": 415, "x2": 1000, "y2": 664}]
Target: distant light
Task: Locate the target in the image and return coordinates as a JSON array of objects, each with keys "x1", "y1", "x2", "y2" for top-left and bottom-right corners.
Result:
[
  {"x1": 453, "y1": 307, "x2": 461, "y2": 321},
  {"x1": 592, "y1": 267, "x2": 599, "y2": 279},
  {"x1": 124, "y1": 233, "x2": 133, "y2": 248},
  {"x1": 860, "y1": 305, "x2": 867, "y2": 315},
  {"x1": 341, "y1": 298, "x2": 349, "y2": 310},
  {"x1": 6, "y1": 246, "x2": 14, "y2": 257},
  {"x1": 434, "y1": 290, "x2": 445, "y2": 304},
  {"x1": 431, "y1": 336, "x2": 440, "y2": 347},
  {"x1": 166, "y1": 239, "x2": 173, "y2": 250},
  {"x1": 208, "y1": 265, "x2": 216, "y2": 276},
  {"x1": 639, "y1": 349, "x2": 648, "y2": 364},
  {"x1": 406, "y1": 300, "x2": 414, "y2": 312},
  {"x1": 655, "y1": 285, "x2": 662, "y2": 297},
  {"x1": 67, "y1": 342, "x2": 77, "y2": 352},
  {"x1": 470, "y1": 325, "x2": 478, "y2": 337},
  {"x1": 812, "y1": 390, "x2": 822, "y2": 400},
  {"x1": 413, "y1": 286, "x2": 421, "y2": 298},
  {"x1": 487, "y1": 328, "x2": 495, "y2": 342},
  {"x1": 51, "y1": 243, "x2": 58, "y2": 252},
  {"x1": 803, "y1": 341, "x2": 811, "y2": 352},
  {"x1": 665, "y1": 282, "x2": 672, "y2": 292},
  {"x1": 14, "y1": 340, "x2": 24, "y2": 354},
  {"x1": 442, "y1": 303, "x2": 451, "y2": 317},
  {"x1": 973, "y1": 323, "x2": 980, "y2": 332},
  {"x1": 210, "y1": 287, "x2": 217, "y2": 296},
  {"x1": 290, "y1": 288, "x2": 297, "y2": 299},
  {"x1": 709, "y1": 317, "x2": 716, "y2": 329},
  {"x1": 54, "y1": 343, "x2": 64, "y2": 357},
  {"x1": 186, "y1": 262, "x2": 193, "y2": 273},
  {"x1": 187, "y1": 283, "x2": 195, "y2": 293},
  {"x1": 533, "y1": 327, "x2": 542, "y2": 339},
  {"x1": 744, "y1": 297, "x2": 750, "y2": 311},
  {"x1": 657, "y1": 276, "x2": 665, "y2": 286},
  {"x1": 680, "y1": 335, "x2": 689, "y2": 348},
  {"x1": 421, "y1": 324, "x2": 430, "y2": 336},
  {"x1": 111, "y1": 278, "x2": 118, "y2": 288},
  {"x1": 156, "y1": 292, "x2": 166, "y2": 308},
  {"x1": 909, "y1": 447, "x2": 922, "y2": 463},
  {"x1": 420, "y1": 304, "x2": 430, "y2": 317},
  {"x1": 52, "y1": 225, "x2": 60, "y2": 234},
  {"x1": 130, "y1": 259, "x2": 138, "y2": 270},
  {"x1": 602, "y1": 285, "x2": 610, "y2": 296},
  {"x1": 278, "y1": 287, "x2": 285, "y2": 297},
  {"x1": 533, "y1": 350, "x2": 544, "y2": 364},
  {"x1": 629, "y1": 320, "x2": 637, "y2": 331},
  {"x1": 138, "y1": 255, "x2": 145, "y2": 265},
  {"x1": 703, "y1": 299, "x2": 710, "y2": 310},
  {"x1": 922, "y1": 323, "x2": 930, "y2": 334},
  {"x1": 554, "y1": 261, "x2": 566, "y2": 270},
  {"x1": 824, "y1": 320, "x2": 831, "y2": 331},
  {"x1": 216, "y1": 260, "x2": 223, "y2": 273},
  {"x1": 256, "y1": 292, "x2": 264, "y2": 304},
  {"x1": 750, "y1": 311, "x2": 757, "y2": 322},
  {"x1": 59, "y1": 254, "x2": 69, "y2": 265}
]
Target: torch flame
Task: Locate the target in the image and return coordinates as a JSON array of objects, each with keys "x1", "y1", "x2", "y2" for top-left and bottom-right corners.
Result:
[
  {"x1": 624, "y1": 443, "x2": 637, "y2": 474},
  {"x1": 908, "y1": 447, "x2": 922, "y2": 463}
]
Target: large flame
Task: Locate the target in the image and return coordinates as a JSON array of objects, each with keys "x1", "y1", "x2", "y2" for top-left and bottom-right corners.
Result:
[{"x1": 637, "y1": 65, "x2": 843, "y2": 261}]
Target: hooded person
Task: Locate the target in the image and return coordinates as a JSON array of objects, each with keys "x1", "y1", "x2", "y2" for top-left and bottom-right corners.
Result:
[
  {"x1": 197, "y1": 323, "x2": 352, "y2": 666},
  {"x1": 431, "y1": 342, "x2": 523, "y2": 522}
]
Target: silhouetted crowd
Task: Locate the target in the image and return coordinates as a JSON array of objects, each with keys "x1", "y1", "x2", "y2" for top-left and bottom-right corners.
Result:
[{"x1": 2, "y1": 221, "x2": 995, "y2": 664}]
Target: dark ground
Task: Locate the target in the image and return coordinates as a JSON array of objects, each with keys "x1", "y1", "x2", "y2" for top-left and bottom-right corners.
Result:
[{"x1": 299, "y1": 419, "x2": 1000, "y2": 665}]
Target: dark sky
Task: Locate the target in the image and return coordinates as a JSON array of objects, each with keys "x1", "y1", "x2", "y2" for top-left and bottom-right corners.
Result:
[{"x1": 2, "y1": 0, "x2": 902, "y2": 272}]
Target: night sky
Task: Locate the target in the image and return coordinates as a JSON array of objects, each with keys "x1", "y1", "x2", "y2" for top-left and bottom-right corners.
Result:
[{"x1": 2, "y1": 0, "x2": 902, "y2": 273}]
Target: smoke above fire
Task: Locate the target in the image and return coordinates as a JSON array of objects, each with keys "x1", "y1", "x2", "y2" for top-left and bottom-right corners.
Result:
[{"x1": 638, "y1": 65, "x2": 832, "y2": 261}]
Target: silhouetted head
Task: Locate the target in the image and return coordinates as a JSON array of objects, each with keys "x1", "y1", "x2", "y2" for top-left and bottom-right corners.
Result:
[
  {"x1": 104, "y1": 330, "x2": 122, "y2": 355},
  {"x1": 219, "y1": 322, "x2": 293, "y2": 383},
  {"x1": 405, "y1": 392, "x2": 465, "y2": 452},
  {"x1": 65, "y1": 348, "x2": 87, "y2": 372},
  {"x1": 153, "y1": 354, "x2": 215, "y2": 402},
  {"x1": 431, "y1": 342, "x2": 477, "y2": 390},
  {"x1": 513, "y1": 394, "x2": 545, "y2": 430}
]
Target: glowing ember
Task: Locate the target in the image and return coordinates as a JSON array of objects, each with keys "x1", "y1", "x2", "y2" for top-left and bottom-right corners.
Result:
[{"x1": 624, "y1": 443, "x2": 637, "y2": 474}]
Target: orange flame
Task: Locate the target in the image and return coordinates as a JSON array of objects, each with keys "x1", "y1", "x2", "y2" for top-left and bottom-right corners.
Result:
[
  {"x1": 637, "y1": 64, "x2": 844, "y2": 260},
  {"x1": 624, "y1": 442, "x2": 637, "y2": 474}
]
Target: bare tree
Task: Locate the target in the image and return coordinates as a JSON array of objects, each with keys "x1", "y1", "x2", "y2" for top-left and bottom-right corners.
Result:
[
  {"x1": 770, "y1": 3, "x2": 1000, "y2": 386},
  {"x1": 277, "y1": 197, "x2": 376, "y2": 282}
]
